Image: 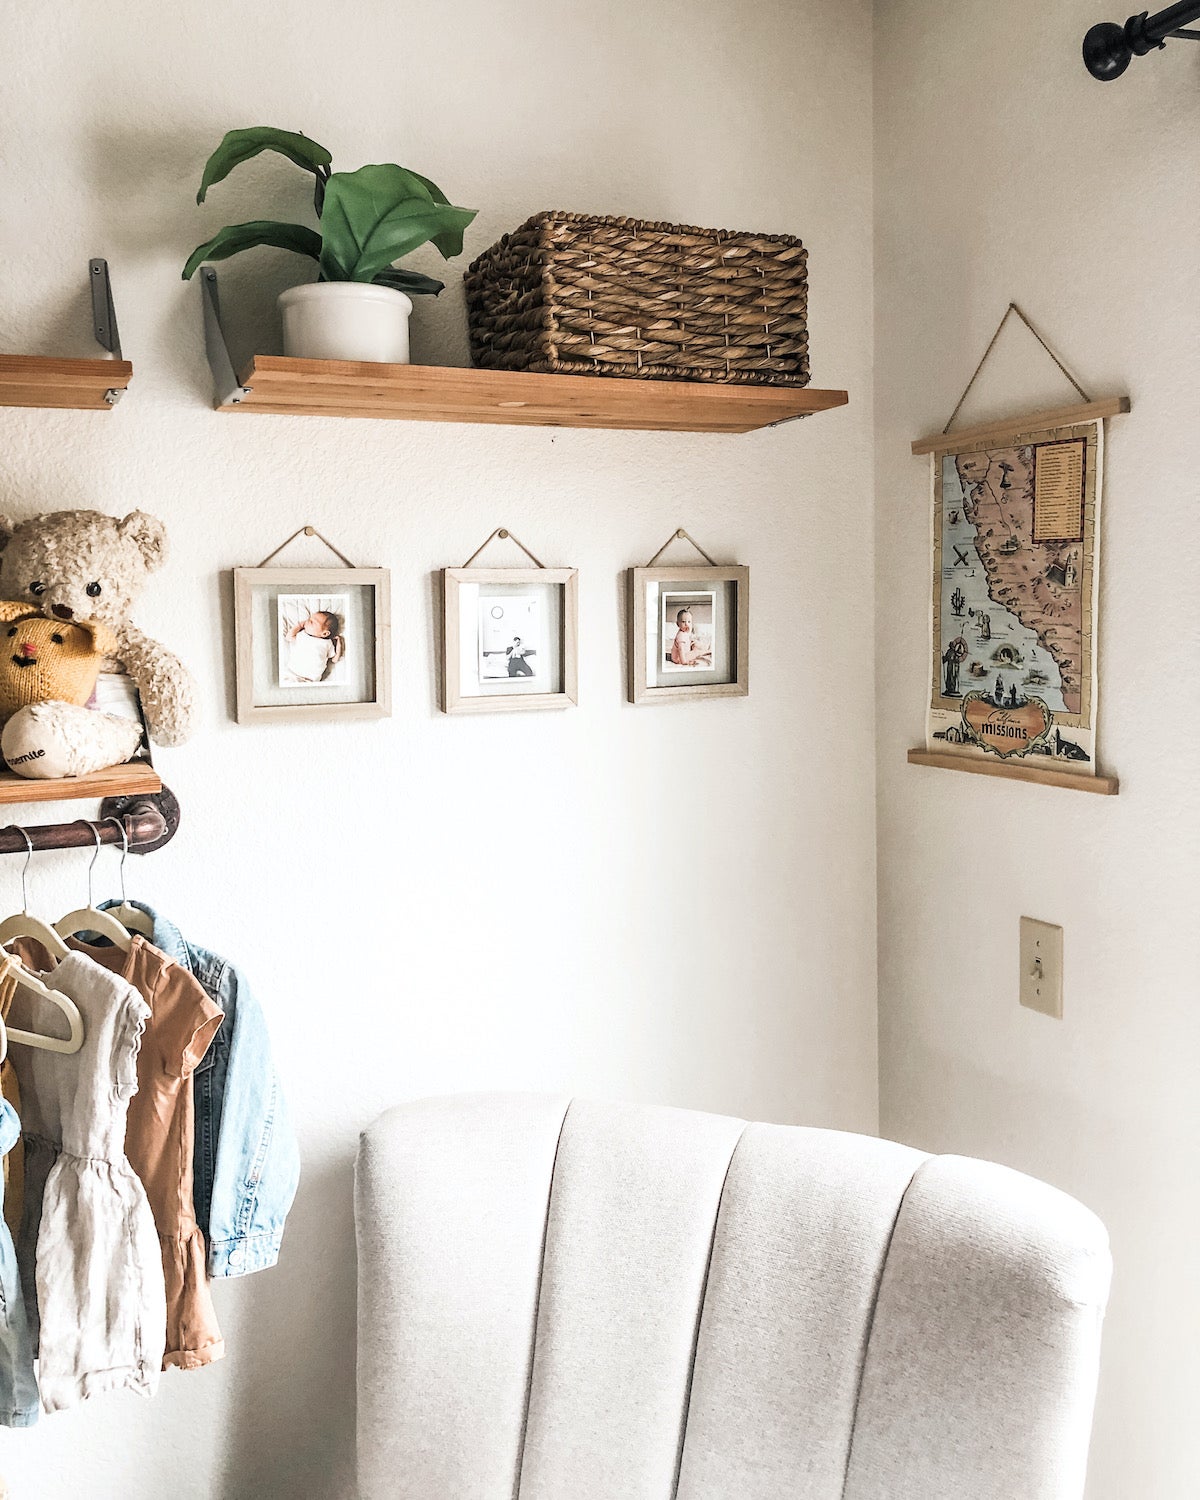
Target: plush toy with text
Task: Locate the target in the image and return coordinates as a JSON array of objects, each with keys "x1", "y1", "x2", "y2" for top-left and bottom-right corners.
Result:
[
  {"x1": 0, "y1": 509, "x2": 196, "y2": 747},
  {"x1": 0, "y1": 607, "x2": 144, "y2": 778}
]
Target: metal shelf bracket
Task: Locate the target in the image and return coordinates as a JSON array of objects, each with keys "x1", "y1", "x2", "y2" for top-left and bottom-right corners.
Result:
[
  {"x1": 88, "y1": 258, "x2": 125, "y2": 404},
  {"x1": 201, "y1": 268, "x2": 253, "y2": 408}
]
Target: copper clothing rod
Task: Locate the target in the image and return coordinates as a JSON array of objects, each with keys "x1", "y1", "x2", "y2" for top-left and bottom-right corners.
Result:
[{"x1": 0, "y1": 790, "x2": 179, "y2": 856}]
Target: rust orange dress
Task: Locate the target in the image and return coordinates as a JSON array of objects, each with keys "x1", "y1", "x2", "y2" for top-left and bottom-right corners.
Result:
[{"x1": 77, "y1": 935, "x2": 224, "y2": 1370}]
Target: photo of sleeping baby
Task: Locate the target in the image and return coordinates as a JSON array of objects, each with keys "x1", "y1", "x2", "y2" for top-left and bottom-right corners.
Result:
[
  {"x1": 277, "y1": 593, "x2": 349, "y2": 688},
  {"x1": 661, "y1": 591, "x2": 716, "y2": 672}
]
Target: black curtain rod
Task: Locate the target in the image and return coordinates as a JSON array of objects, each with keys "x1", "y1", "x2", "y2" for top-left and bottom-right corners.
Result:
[{"x1": 1084, "y1": 3, "x2": 1200, "y2": 79}]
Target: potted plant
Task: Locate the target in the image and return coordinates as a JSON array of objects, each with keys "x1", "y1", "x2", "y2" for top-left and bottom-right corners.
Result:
[{"x1": 183, "y1": 127, "x2": 476, "y2": 364}]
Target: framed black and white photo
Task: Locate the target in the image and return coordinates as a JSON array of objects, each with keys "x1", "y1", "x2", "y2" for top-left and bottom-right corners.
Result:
[
  {"x1": 234, "y1": 567, "x2": 391, "y2": 723},
  {"x1": 629, "y1": 564, "x2": 749, "y2": 704},
  {"x1": 442, "y1": 567, "x2": 578, "y2": 714},
  {"x1": 478, "y1": 593, "x2": 543, "y2": 684}
]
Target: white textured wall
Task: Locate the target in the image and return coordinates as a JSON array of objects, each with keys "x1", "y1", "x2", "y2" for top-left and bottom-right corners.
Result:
[
  {"x1": 0, "y1": 2, "x2": 877, "y2": 1494},
  {"x1": 874, "y1": 4, "x2": 1200, "y2": 1497}
]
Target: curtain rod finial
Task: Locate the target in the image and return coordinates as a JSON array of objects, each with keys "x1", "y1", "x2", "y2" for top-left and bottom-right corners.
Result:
[{"x1": 1083, "y1": 5, "x2": 1200, "y2": 80}]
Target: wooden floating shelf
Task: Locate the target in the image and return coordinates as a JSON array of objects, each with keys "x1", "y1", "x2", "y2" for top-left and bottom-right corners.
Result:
[
  {"x1": 0, "y1": 760, "x2": 161, "y2": 806},
  {"x1": 218, "y1": 358, "x2": 849, "y2": 433},
  {"x1": 0, "y1": 355, "x2": 132, "y2": 411},
  {"x1": 907, "y1": 749, "x2": 1118, "y2": 796}
]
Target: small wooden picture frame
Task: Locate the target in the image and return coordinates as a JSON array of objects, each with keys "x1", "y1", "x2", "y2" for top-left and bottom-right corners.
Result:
[
  {"x1": 629, "y1": 564, "x2": 749, "y2": 705},
  {"x1": 233, "y1": 566, "x2": 391, "y2": 724},
  {"x1": 443, "y1": 566, "x2": 578, "y2": 714}
]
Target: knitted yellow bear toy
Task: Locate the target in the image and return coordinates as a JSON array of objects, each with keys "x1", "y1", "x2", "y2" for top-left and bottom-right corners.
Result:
[
  {"x1": 0, "y1": 605, "x2": 118, "y2": 719},
  {"x1": 0, "y1": 605, "x2": 144, "y2": 779}
]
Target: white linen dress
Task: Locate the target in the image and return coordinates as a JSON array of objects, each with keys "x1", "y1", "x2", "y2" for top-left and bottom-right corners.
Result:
[{"x1": 12, "y1": 950, "x2": 166, "y2": 1411}]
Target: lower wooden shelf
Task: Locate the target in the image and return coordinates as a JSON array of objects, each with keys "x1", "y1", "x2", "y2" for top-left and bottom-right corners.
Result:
[
  {"x1": 908, "y1": 749, "x2": 1118, "y2": 796},
  {"x1": 219, "y1": 358, "x2": 849, "y2": 433},
  {"x1": 0, "y1": 355, "x2": 132, "y2": 410},
  {"x1": 0, "y1": 760, "x2": 161, "y2": 806}
]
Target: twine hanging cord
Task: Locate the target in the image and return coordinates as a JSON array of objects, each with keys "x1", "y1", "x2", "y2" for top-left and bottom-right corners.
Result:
[
  {"x1": 460, "y1": 528, "x2": 546, "y2": 569},
  {"x1": 257, "y1": 525, "x2": 358, "y2": 569},
  {"x1": 941, "y1": 303, "x2": 1093, "y2": 435},
  {"x1": 644, "y1": 528, "x2": 718, "y2": 568}
]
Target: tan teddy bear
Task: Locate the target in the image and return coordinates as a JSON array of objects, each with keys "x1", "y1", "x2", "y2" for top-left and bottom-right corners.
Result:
[{"x1": 0, "y1": 509, "x2": 195, "y2": 745}]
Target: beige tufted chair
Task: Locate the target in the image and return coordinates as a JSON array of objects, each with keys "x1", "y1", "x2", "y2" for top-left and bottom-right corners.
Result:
[{"x1": 355, "y1": 1094, "x2": 1110, "y2": 1500}]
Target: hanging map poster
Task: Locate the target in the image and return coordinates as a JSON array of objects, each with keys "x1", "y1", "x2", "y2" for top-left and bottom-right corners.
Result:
[{"x1": 927, "y1": 417, "x2": 1102, "y2": 775}]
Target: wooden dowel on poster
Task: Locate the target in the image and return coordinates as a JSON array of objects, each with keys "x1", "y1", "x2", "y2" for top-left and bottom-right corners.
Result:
[
  {"x1": 907, "y1": 749, "x2": 1119, "y2": 795},
  {"x1": 912, "y1": 397, "x2": 1130, "y2": 456}
]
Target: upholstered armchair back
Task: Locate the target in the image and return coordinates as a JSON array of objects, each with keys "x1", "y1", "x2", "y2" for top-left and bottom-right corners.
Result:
[{"x1": 356, "y1": 1094, "x2": 1110, "y2": 1500}]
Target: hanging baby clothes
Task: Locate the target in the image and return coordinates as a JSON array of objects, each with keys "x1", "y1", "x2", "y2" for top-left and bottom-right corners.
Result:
[
  {"x1": 9, "y1": 951, "x2": 165, "y2": 1412},
  {"x1": 64, "y1": 935, "x2": 225, "y2": 1370},
  {"x1": 99, "y1": 900, "x2": 300, "y2": 1277},
  {"x1": 0, "y1": 1061, "x2": 37, "y2": 1427},
  {"x1": 0, "y1": 966, "x2": 24, "y2": 1242}
]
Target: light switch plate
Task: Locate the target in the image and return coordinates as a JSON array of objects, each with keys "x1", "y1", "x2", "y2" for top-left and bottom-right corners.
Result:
[{"x1": 1020, "y1": 917, "x2": 1063, "y2": 1018}]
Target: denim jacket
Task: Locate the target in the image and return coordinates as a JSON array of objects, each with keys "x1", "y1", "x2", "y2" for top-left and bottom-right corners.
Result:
[{"x1": 99, "y1": 900, "x2": 300, "y2": 1278}]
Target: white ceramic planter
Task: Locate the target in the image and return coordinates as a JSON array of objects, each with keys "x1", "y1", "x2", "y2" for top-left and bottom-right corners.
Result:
[{"x1": 277, "y1": 282, "x2": 413, "y2": 364}]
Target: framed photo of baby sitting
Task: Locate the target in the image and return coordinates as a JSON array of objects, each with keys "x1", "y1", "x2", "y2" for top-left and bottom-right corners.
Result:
[
  {"x1": 628, "y1": 565, "x2": 749, "y2": 705},
  {"x1": 233, "y1": 567, "x2": 391, "y2": 723}
]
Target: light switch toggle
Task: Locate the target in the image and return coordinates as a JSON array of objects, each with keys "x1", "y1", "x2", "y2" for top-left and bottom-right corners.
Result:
[{"x1": 1020, "y1": 918, "x2": 1063, "y2": 1018}]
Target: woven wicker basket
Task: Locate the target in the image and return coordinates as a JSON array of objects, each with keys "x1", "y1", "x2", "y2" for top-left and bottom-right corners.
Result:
[{"x1": 464, "y1": 211, "x2": 809, "y2": 387}]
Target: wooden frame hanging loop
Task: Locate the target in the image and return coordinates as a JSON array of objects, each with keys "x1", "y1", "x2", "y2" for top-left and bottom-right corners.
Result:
[
  {"x1": 461, "y1": 528, "x2": 546, "y2": 569},
  {"x1": 644, "y1": 528, "x2": 719, "y2": 569},
  {"x1": 257, "y1": 525, "x2": 357, "y2": 569}
]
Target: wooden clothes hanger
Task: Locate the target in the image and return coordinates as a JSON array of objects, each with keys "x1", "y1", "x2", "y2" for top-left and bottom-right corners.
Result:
[
  {"x1": 0, "y1": 828, "x2": 85, "y2": 1055},
  {"x1": 102, "y1": 817, "x2": 154, "y2": 939},
  {"x1": 55, "y1": 823, "x2": 131, "y2": 952}
]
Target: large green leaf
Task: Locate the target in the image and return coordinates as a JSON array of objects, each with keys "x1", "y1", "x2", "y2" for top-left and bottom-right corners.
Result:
[
  {"x1": 318, "y1": 164, "x2": 476, "y2": 282},
  {"x1": 182, "y1": 220, "x2": 323, "y2": 280},
  {"x1": 407, "y1": 169, "x2": 449, "y2": 204},
  {"x1": 386, "y1": 167, "x2": 471, "y2": 257},
  {"x1": 372, "y1": 267, "x2": 446, "y2": 298},
  {"x1": 196, "y1": 127, "x2": 332, "y2": 204}
]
